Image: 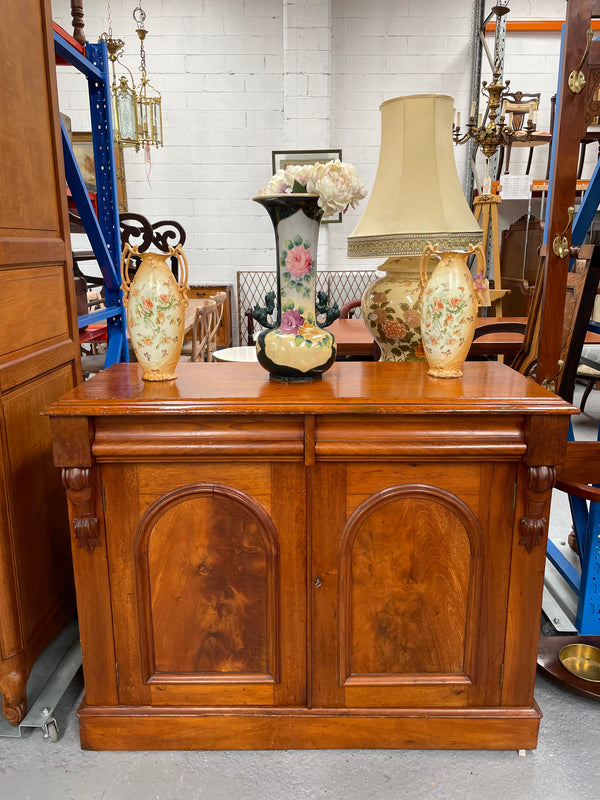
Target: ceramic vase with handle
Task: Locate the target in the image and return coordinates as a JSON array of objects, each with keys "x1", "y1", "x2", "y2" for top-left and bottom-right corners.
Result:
[
  {"x1": 121, "y1": 243, "x2": 189, "y2": 381},
  {"x1": 253, "y1": 193, "x2": 336, "y2": 380},
  {"x1": 419, "y1": 242, "x2": 485, "y2": 378}
]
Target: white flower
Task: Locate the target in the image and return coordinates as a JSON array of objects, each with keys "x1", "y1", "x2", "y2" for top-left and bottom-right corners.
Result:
[
  {"x1": 257, "y1": 168, "x2": 292, "y2": 196},
  {"x1": 256, "y1": 159, "x2": 367, "y2": 215},
  {"x1": 306, "y1": 159, "x2": 368, "y2": 216}
]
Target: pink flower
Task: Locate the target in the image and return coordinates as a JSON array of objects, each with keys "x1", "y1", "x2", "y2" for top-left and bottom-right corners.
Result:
[
  {"x1": 142, "y1": 297, "x2": 153, "y2": 312},
  {"x1": 285, "y1": 246, "x2": 312, "y2": 278},
  {"x1": 280, "y1": 308, "x2": 304, "y2": 334}
]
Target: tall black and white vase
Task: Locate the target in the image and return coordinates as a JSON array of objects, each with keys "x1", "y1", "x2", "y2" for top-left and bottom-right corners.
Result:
[{"x1": 253, "y1": 193, "x2": 336, "y2": 380}]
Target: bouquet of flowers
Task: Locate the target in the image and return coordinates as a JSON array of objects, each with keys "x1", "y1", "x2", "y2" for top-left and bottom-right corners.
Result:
[{"x1": 257, "y1": 159, "x2": 367, "y2": 217}]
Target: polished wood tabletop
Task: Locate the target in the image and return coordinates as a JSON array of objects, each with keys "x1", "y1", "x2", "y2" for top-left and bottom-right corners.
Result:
[{"x1": 46, "y1": 361, "x2": 574, "y2": 418}]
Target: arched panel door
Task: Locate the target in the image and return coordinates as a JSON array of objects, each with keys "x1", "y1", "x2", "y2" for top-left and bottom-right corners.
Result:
[
  {"x1": 328, "y1": 480, "x2": 509, "y2": 709},
  {"x1": 134, "y1": 483, "x2": 281, "y2": 706}
]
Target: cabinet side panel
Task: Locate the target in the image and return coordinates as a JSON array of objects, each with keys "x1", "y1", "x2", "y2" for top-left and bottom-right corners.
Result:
[{"x1": 2, "y1": 369, "x2": 75, "y2": 642}]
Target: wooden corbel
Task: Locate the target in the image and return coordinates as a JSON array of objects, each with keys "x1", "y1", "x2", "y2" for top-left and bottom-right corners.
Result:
[{"x1": 61, "y1": 467, "x2": 101, "y2": 554}]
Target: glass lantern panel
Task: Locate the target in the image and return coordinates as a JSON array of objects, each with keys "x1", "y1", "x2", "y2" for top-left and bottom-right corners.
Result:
[
  {"x1": 151, "y1": 99, "x2": 162, "y2": 145},
  {"x1": 116, "y1": 88, "x2": 137, "y2": 142},
  {"x1": 137, "y1": 97, "x2": 150, "y2": 141}
]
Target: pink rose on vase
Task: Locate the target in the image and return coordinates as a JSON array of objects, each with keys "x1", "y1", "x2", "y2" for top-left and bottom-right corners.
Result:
[
  {"x1": 285, "y1": 246, "x2": 312, "y2": 278},
  {"x1": 280, "y1": 308, "x2": 304, "y2": 334}
]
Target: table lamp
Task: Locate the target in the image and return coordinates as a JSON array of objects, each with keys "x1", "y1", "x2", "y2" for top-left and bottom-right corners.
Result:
[{"x1": 347, "y1": 94, "x2": 483, "y2": 361}]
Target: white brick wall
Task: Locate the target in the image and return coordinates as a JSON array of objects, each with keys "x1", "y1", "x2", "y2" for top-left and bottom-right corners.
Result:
[{"x1": 52, "y1": 0, "x2": 572, "y2": 297}]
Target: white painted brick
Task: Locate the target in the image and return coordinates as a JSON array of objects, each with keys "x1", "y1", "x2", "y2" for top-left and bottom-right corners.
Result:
[
  {"x1": 406, "y1": 36, "x2": 450, "y2": 56},
  {"x1": 54, "y1": 0, "x2": 566, "y2": 275},
  {"x1": 244, "y1": 36, "x2": 282, "y2": 55},
  {"x1": 307, "y1": 73, "x2": 331, "y2": 97},
  {"x1": 204, "y1": 0, "x2": 246, "y2": 16},
  {"x1": 224, "y1": 17, "x2": 281, "y2": 37},
  {"x1": 293, "y1": 50, "x2": 332, "y2": 74}
]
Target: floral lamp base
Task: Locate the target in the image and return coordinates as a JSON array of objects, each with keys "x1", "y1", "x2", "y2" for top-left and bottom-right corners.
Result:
[{"x1": 361, "y1": 273, "x2": 425, "y2": 362}]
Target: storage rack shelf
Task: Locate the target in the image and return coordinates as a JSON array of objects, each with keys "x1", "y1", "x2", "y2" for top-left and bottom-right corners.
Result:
[{"x1": 54, "y1": 23, "x2": 127, "y2": 367}]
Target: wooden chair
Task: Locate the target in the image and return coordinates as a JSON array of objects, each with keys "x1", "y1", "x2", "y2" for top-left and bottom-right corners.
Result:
[
  {"x1": 119, "y1": 213, "x2": 186, "y2": 281},
  {"x1": 576, "y1": 344, "x2": 600, "y2": 411},
  {"x1": 471, "y1": 243, "x2": 598, "y2": 396},
  {"x1": 340, "y1": 299, "x2": 362, "y2": 318},
  {"x1": 191, "y1": 293, "x2": 226, "y2": 363},
  {"x1": 546, "y1": 93, "x2": 600, "y2": 181},
  {"x1": 496, "y1": 91, "x2": 552, "y2": 177}
]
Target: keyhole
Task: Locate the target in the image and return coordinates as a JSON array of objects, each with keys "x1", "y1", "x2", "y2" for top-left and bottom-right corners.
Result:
[{"x1": 314, "y1": 575, "x2": 322, "y2": 588}]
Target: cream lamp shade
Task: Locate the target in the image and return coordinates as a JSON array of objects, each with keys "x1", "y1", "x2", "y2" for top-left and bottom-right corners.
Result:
[{"x1": 347, "y1": 93, "x2": 482, "y2": 272}]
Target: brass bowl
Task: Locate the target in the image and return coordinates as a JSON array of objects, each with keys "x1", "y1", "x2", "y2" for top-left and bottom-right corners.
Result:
[{"x1": 559, "y1": 643, "x2": 600, "y2": 682}]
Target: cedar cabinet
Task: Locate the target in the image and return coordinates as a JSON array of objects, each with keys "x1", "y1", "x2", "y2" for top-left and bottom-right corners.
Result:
[{"x1": 48, "y1": 362, "x2": 573, "y2": 751}]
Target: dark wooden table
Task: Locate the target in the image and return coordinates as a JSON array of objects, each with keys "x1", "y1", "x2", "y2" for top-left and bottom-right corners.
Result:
[{"x1": 330, "y1": 317, "x2": 600, "y2": 360}]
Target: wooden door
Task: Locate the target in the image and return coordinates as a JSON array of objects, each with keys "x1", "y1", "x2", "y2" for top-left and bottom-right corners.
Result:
[
  {"x1": 0, "y1": 0, "x2": 79, "y2": 724},
  {"x1": 310, "y1": 461, "x2": 516, "y2": 709},
  {"x1": 101, "y1": 460, "x2": 307, "y2": 708}
]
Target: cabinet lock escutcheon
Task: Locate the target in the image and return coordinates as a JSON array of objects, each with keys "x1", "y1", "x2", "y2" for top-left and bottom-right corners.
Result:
[{"x1": 313, "y1": 575, "x2": 322, "y2": 588}]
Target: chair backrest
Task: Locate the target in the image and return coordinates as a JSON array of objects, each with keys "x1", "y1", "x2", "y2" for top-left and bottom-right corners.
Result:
[
  {"x1": 119, "y1": 213, "x2": 186, "y2": 281},
  {"x1": 501, "y1": 91, "x2": 540, "y2": 134},
  {"x1": 191, "y1": 299, "x2": 217, "y2": 362},
  {"x1": 510, "y1": 244, "x2": 600, "y2": 401},
  {"x1": 191, "y1": 293, "x2": 226, "y2": 362},
  {"x1": 340, "y1": 299, "x2": 362, "y2": 318}
]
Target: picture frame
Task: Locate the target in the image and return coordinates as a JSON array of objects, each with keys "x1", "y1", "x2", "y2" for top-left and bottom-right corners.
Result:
[
  {"x1": 72, "y1": 131, "x2": 128, "y2": 213},
  {"x1": 271, "y1": 149, "x2": 343, "y2": 223}
]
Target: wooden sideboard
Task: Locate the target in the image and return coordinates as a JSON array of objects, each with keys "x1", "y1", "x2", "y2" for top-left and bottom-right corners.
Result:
[{"x1": 47, "y1": 362, "x2": 573, "y2": 751}]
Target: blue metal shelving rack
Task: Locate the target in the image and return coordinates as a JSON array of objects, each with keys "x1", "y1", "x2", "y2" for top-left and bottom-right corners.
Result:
[{"x1": 54, "y1": 31, "x2": 128, "y2": 366}]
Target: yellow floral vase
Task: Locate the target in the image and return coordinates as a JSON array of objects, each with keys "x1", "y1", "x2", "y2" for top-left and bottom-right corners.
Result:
[
  {"x1": 120, "y1": 243, "x2": 189, "y2": 381},
  {"x1": 419, "y1": 242, "x2": 485, "y2": 378}
]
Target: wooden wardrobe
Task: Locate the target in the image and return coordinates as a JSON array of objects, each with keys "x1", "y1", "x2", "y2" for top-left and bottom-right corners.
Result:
[{"x1": 0, "y1": 0, "x2": 80, "y2": 724}]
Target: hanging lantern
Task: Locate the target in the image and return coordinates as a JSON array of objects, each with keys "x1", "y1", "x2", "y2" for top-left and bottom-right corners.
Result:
[
  {"x1": 133, "y1": 4, "x2": 163, "y2": 149},
  {"x1": 101, "y1": 2, "x2": 163, "y2": 152}
]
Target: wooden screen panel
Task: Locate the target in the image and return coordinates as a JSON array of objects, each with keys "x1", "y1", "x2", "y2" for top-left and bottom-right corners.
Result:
[
  {"x1": 0, "y1": 0, "x2": 60, "y2": 235},
  {"x1": 340, "y1": 485, "x2": 483, "y2": 681},
  {"x1": 0, "y1": 266, "x2": 70, "y2": 356},
  {"x1": 136, "y1": 485, "x2": 280, "y2": 682}
]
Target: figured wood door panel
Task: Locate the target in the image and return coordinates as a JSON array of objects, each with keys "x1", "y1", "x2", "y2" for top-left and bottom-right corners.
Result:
[
  {"x1": 104, "y1": 462, "x2": 307, "y2": 708},
  {"x1": 140, "y1": 487, "x2": 279, "y2": 679},
  {"x1": 312, "y1": 461, "x2": 515, "y2": 709}
]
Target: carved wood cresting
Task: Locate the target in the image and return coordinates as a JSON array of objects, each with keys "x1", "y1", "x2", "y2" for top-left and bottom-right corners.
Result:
[
  {"x1": 584, "y1": 67, "x2": 600, "y2": 128},
  {"x1": 61, "y1": 468, "x2": 101, "y2": 554},
  {"x1": 518, "y1": 466, "x2": 556, "y2": 553}
]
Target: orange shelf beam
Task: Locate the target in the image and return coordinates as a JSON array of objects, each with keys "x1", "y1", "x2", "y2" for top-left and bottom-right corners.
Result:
[{"x1": 485, "y1": 20, "x2": 600, "y2": 33}]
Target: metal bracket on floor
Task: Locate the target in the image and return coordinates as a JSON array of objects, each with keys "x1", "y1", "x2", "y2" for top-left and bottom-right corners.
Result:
[{"x1": 0, "y1": 620, "x2": 82, "y2": 742}]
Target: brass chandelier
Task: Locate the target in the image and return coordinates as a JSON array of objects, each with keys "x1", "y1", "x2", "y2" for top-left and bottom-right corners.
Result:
[
  {"x1": 452, "y1": 59, "x2": 538, "y2": 160},
  {"x1": 102, "y1": 1, "x2": 163, "y2": 151}
]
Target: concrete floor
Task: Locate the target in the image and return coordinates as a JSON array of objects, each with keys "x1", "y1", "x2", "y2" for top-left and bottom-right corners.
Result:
[{"x1": 0, "y1": 378, "x2": 598, "y2": 800}]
